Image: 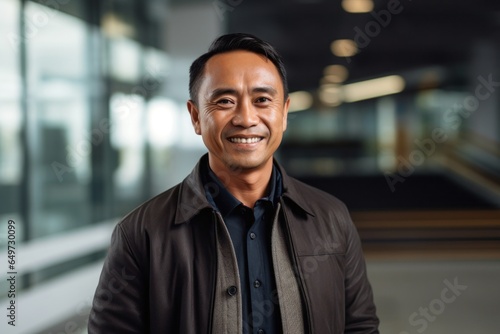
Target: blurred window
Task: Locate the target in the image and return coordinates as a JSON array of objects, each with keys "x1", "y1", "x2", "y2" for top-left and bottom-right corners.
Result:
[
  {"x1": 25, "y1": 0, "x2": 92, "y2": 238},
  {"x1": 0, "y1": 0, "x2": 23, "y2": 242}
]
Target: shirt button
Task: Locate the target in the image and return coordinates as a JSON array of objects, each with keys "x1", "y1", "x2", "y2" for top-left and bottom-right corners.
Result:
[
  {"x1": 253, "y1": 280, "x2": 261, "y2": 288},
  {"x1": 227, "y1": 285, "x2": 237, "y2": 296},
  {"x1": 257, "y1": 329, "x2": 265, "y2": 334},
  {"x1": 249, "y1": 232, "x2": 256, "y2": 239}
]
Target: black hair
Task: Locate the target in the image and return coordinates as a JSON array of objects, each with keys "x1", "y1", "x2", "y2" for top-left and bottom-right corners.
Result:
[{"x1": 188, "y1": 33, "x2": 288, "y2": 104}]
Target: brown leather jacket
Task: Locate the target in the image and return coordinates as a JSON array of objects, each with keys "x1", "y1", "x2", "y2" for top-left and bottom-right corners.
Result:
[{"x1": 88, "y1": 156, "x2": 379, "y2": 333}]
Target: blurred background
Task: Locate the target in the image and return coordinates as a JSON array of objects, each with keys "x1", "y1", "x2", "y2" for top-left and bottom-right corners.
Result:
[{"x1": 1, "y1": 0, "x2": 499, "y2": 333}]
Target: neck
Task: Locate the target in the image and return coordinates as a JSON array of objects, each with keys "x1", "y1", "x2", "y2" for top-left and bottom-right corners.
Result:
[{"x1": 209, "y1": 158, "x2": 274, "y2": 208}]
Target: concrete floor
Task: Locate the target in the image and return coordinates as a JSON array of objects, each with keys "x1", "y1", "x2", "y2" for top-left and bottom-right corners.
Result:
[{"x1": 366, "y1": 259, "x2": 500, "y2": 334}]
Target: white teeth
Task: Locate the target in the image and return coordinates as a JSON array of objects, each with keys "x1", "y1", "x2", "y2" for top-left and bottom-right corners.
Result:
[{"x1": 229, "y1": 137, "x2": 262, "y2": 144}]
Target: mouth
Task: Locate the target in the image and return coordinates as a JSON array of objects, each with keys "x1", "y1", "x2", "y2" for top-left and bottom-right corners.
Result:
[{"x1": 228, "y1": 137, "x2": 264, "y2": 144}]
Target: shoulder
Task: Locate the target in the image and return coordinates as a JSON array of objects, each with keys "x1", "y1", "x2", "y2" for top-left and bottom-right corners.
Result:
[
  {"x1": 117, "y1": 183, "x2": 182, "y2": 236},
  {"x1": 282, "y1": 175, "x2": 361, "y2": 257},
  {"x1": 114, "y1": 156, "x2": 213, "y2": 243},
  {"x1": 286, "y1": 175, "x2": 351, "y2": 219}
]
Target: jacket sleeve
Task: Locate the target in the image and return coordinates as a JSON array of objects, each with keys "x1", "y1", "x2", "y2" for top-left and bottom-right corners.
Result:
[
  {"x1": 342, "y1": 207, "x2": 380, "y2": 333},
  {"x1": 88, "y1": 222, "x2": 148, "y2": 333}
]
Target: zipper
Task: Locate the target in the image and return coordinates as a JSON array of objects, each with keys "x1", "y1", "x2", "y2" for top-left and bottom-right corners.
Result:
[{"x1": 279, "y1": 197, "x2": 313, "y2": 334}]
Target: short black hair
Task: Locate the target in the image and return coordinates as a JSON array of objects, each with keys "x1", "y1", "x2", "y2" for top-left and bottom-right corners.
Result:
[{"x1": 189, "y1": 33, "x2": 288, "y2": 104}]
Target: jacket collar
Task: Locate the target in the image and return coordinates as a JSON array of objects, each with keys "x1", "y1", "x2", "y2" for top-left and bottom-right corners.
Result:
[
  {"x1": 275, "y1": 160, "x2": 315, "y2": 217},
  {"x1": 173, "y1": 155, "x2": 214, "y2": 225},
  {"x1": 174, "y1": 154, "x2": 314, "y2": 225}
]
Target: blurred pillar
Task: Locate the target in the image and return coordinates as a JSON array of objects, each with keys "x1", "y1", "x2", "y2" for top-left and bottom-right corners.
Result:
[{"x1": 467, "y1": 40, "x2": 499, "y2": 144}]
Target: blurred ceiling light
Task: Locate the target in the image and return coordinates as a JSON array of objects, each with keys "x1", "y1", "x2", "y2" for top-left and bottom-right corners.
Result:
[
  {"x1": 343, "y1": 75, "x2": 405, "y2": 102},
  {"x1": 330, "y1": 39, "x2": 358, "y2": 57},
  {"x1": 342, "y1": 0, "x2": 374, "y2": 13},
  {"x1": 321, "y1": 75, "x2": 341, "y2": 85},
  {"x1": 323, "y1": 64, "x2": 349, "y2": 83},
  {"x1": 319, "y1": 84, "x2": 343, "y2": 107},
  {"x1": 288, "y1": 91, "x2": 313, "y2": 112},
  {"x1": 102, "y1": 13, "x2": 135, "y2": 38}
]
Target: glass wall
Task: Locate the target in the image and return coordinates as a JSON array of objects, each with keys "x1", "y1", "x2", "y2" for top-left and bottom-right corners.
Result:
[
  {"x1": 0, "y1": 1, "x2": 181, "y2": 332},
  {"x1": 25, "y1": 0, "x2": 92, "y2": 238},
  {"x1": 0, "y1": 0, "x2": 23, "y2": 239},
  {"x1": 0, "y1": 0, "x2": 175, "y2": 245}
]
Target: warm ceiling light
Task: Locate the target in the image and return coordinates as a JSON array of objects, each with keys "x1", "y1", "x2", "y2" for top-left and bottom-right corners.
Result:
[
  {"x1": 342, "y1": 0, "x2": 374, "y2": 13},
  {"x1": 343, "y1": 75, "x2": 405, "y2": 102},
  {"x1": 102, "y1": 13, "x2": 135, "y2": 38},
  {"x1": 288, "y1": 91, "x2": 313, "y2": 112},
  {"x1": 323, "y1": 65, "x2": 349, "y2": 83},
  {"x1": 330, "y1": 39, "x2": 358, "y2": 57},
  {"x1": 319, "y1": 84, "x2": 343, "y2": 106}
]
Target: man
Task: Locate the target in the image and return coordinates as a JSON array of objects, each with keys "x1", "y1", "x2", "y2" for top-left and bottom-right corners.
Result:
[{"x1": 89, "y1": 33, "x2": 379, "y2": 334}]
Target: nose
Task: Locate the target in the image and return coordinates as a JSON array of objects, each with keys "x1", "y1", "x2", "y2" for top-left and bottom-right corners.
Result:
[{"x1": 231, "y1": 99, "x2": 259, "y2": 128}]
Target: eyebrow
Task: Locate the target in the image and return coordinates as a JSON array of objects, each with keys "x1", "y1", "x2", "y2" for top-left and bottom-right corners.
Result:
[
  {"x1": 252, "y1": 86, "x2": 278, "y2": 95},
  {"x1": 208, "y1": 86, "x2": 278, "y2": 100},
  {"x1": 209, "y1": 88, "x2": 238, "y2": 100}
]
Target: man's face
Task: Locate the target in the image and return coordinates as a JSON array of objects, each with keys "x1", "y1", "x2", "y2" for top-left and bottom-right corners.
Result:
[{"x1": 188, "y1": 50, "x2": 289, "y2": 174}]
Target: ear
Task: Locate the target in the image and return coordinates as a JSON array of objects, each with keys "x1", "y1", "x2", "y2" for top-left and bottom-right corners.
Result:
[
  {"x1": 282, "y1": 97, "x2": 290, "y2": 132},
  {"x1": 187, "y1": 100, "x2": 202, "y2": 135}
]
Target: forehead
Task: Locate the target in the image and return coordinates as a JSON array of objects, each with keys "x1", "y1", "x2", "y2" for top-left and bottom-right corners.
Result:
[{"x1": 201, "y1": 50, "x2": 283, "y2": 90}]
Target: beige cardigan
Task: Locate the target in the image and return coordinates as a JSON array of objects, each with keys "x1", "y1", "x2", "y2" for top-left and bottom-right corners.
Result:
[{"x1": 212, "y1": 202, "x2": 305, "y2": 334}]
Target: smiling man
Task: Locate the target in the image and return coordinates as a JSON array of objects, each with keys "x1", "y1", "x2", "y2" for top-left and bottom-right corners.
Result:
[
  {"x1": 188, "y1": 48, "x2": 289, "y2": 208},
  {"x1": 89, "y1": 33, "x2": 379, "y2": 334}
]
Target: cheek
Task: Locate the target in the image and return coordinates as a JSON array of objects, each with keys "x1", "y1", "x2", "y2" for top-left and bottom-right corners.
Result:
[
  {"x1": 201, "y1": 115, "x2": 226, "y2": 140},
  {"x1": 266, "y1": 110, "x2": 286, "y2": 132}
]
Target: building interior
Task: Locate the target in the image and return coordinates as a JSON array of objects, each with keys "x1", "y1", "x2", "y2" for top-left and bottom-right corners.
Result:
[{"x1": 0, "y1": 0, "x2": 499, "y2": 333}]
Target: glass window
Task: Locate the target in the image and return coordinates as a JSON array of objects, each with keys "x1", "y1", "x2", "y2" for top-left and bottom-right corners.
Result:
[
  {"x1": 0, "y1": 0, "x2": 23, "y2": 243},
  {"x1": 25, "y1": 1, "x2": 92, "y2": 238},
  {"x1": 109, "y1": 92, "x2": 146, "y2": 202}
]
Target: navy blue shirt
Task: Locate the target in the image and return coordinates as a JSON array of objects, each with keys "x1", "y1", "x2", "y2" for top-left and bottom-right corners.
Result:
[{"x1": 202, "y1": 161, "x2": 283, "y2": 334}]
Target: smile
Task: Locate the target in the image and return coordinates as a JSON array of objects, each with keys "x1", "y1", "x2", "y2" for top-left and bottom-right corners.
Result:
[{"x1": 228, "y1": 137, "x2": 263, "y2": 144}]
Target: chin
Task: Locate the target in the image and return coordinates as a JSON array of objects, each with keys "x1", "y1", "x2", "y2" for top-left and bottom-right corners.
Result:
[{"x1": 226, "y1": 156, "x2": 270, "y2": 172}]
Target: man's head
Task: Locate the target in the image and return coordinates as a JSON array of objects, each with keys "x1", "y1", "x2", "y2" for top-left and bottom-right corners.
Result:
[
  {"x1": 187, "y1": 33, "x2": 290, "y2": 175},
  {"x1": 189, "y1": 33, "x2": 289, "y2": 105}
]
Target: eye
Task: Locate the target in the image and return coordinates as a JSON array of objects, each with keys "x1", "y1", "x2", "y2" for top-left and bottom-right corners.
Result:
[
  {"x1": 216, "y1": 98, "x2": 234, "y2": 106},
  {"x1": 255, "y1": 97, "x2": 271, "y2": 103}
]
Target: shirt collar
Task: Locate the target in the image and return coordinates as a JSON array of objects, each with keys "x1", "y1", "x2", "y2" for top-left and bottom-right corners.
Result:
[
  {"x1": 173, "y1": 154, "x2": 314, "y2": 225},
  {"x1": 202, "y1": 159, "x2": 282, "y2": 217}
]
